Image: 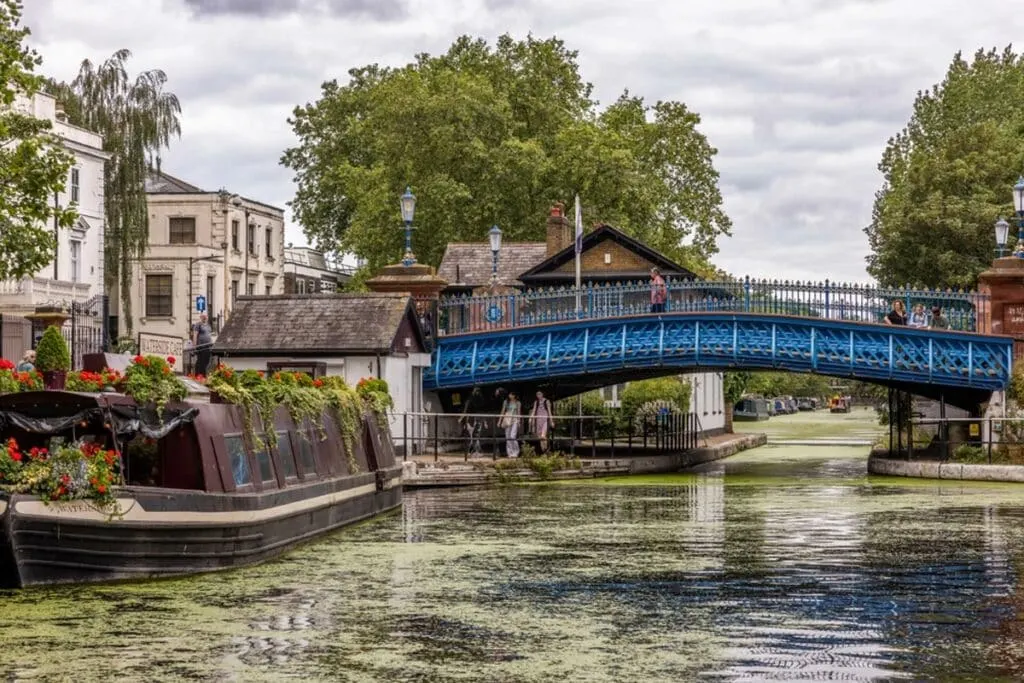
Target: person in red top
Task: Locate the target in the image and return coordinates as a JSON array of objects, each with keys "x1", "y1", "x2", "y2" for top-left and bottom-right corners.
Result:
[{"x1": 650, "y1": 267, "x2": 667, "y2": 313}]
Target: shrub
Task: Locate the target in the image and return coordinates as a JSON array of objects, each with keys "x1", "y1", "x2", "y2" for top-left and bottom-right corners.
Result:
[
  {"x1": 35, "y1": 326, "x2": 70, "y2": 372},
  {"x1": 621, "y1": 377, "x2": 690, "y2": 419},
  {"x1": 953, "y1": 444, "x2": 987, "y2": 464}
]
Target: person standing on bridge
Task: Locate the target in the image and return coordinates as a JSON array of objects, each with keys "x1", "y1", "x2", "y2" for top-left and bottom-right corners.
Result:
[
  {"x1": 883, "y1": 300, "x2": 907, "y2": 326},
  {"x1": 930, "y1": 306, "x2": 950, "y2": 330},
  {"x1": 908, "y1": 303, "x2": 928, "y2": 328},
  {"x1": 499, "y1": 391, "x2": 522, "y2": 458},
  {"x1": 650, "y1": 267, "x2": 667, "y2": 313}
]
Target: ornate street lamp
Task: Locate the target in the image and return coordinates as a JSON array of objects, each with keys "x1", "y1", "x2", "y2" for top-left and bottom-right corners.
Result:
[
  {"x1": 995, "y1": 217, "x2": 1010, "y2": 257},
  {"x1": 400, "y1": 187, "x2": 417, "y2": 266},
  {"x1": 1014, "y1": 176, "x2": 1024, "y2": 258},
  {"x1": 488, "y1": 224, "x2": 502, "y2": 283}
]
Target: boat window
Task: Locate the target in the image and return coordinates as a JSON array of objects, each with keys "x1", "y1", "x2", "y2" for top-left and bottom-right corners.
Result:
[
  {"x1": 226, "y1": 435, "x2": 252, "y2": 487},
  {"x1": 255, "y1": 444, "x2": 276, "y2": 485},
  {"x1": 297, "y1": 428, "x2": 318, "y2": 476},
  {"x1": 277, "y1": 431, "x2": 298, "y2": 480}
]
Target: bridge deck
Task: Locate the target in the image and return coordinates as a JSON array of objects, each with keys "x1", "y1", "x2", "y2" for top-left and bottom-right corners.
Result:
[{"x1": 425, "y1": 312, "x2": 1013, "y2": 398}]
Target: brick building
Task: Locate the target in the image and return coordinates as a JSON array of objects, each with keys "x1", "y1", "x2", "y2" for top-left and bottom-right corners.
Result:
[{"x1": 437, "y1": 204, "x2": 697, "y2": 294}]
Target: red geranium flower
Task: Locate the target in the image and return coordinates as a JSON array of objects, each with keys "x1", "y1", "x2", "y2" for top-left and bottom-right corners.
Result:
[
  {"x1": 0, "y1": 359, "x2": 14, "y2": 370},
  {"x1": 167, "y1": 356, "x2": 176, "y2": 365}
]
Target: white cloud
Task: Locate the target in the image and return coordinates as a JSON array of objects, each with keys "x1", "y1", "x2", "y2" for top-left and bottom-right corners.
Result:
[{"x1": 23, "y1": 0, "x2": 1024, "y2": 283}]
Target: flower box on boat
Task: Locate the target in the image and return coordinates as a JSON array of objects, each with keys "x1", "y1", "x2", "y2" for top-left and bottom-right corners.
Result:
[{"x1": 0, "y1": 390, "x2": 401, "y2": 588}]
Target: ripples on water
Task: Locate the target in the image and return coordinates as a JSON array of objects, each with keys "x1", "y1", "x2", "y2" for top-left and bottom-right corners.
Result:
[{"x1": 3, "y1": 446, "x2": 1024, "y2": 681}]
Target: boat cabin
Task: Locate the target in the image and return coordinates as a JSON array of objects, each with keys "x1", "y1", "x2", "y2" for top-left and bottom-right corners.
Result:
[{"x1": 0, "y1": 391, "x2": 394, "y2": 494}]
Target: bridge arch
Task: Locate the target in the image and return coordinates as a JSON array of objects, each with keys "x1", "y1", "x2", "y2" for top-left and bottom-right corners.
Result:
[{"x1": 425, "y1": 313, "x2": 1013, "y2": 411}]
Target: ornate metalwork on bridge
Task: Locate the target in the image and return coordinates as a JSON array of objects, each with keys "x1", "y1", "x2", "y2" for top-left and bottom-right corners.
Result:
[{"x1": 423, "y1": 313, "x2": 1013, "y2": 393}]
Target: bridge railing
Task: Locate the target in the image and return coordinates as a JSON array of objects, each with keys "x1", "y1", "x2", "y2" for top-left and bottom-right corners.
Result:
[{"x1": 437, "y1": 278, "x2": 990, "y2": 336}]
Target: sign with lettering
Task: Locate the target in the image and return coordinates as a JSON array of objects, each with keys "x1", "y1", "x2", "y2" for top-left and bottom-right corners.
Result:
[
  {"x1": 138, "y1": 332, "x2": 184, "y2": 373},
  {"x1": 1004, "y1": 303, "x2": 1024, "y2": 334}
]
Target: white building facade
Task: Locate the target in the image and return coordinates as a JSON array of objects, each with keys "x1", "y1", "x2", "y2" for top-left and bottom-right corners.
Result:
[{"x1": 0, "y1": 92, "x2": 109, "y2": 317}]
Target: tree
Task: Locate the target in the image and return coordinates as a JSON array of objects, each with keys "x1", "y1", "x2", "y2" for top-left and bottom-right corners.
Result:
[
  {"x1": 282, "y1": 34, "x2": 731, "y2": 272},
  {"x1": 0, "y1": 0, "x2": 77, "y2": 282},
  {"x1": 46, "y1": 50, "x2": 181, "y2": 335},
  {"x1": 866, "y1": 47, "x2": 1024, "y2": 290}
]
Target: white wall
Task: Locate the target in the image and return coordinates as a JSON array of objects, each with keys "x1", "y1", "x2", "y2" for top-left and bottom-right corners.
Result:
[
  {"x1": 687, "y1": 371, "x2": 726, "y2": 433},
  {"x1": 215, "y1": 352, "x2": 432, "y2": 442}
]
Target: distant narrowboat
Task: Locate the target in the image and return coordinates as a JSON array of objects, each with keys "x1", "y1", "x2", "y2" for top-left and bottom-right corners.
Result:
[{"x1": 0, "y1": 390, "x2": 401, "y2": 588}]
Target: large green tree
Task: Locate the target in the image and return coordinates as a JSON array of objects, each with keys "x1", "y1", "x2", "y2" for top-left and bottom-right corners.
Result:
[
  {"x1": 46, "y1": 49, "x2": 181, "y2": 335},
  {"x1": 282, "y1": 34, "x2": 732, "y2": 272},
  {"x1": 0, "y1": 0, "x2": 77, "y2": 281},
  {"x1": 866, "y1": 47, "x2": 1024, "y2": 289}
]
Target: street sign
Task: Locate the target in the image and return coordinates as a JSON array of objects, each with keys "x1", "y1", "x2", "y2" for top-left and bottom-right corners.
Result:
[{"x1": 195, "y1": 295, "x2": 206, "y2": 313}]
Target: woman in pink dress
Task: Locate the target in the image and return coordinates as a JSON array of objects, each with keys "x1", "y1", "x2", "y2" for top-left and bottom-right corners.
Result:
[{"x1": 530, "y1": 391, "x2": 554, "y2": 453}]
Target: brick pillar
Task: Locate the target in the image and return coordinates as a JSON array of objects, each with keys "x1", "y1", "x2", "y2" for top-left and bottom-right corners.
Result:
[{"x1": 977, "y1": 256, "x2": 1024, "y2": 359}]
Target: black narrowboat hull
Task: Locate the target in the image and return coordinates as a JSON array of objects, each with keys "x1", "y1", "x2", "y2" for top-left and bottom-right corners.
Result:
[{"x1": 0, "y1": 466, "x2": 402, "y2": 588}]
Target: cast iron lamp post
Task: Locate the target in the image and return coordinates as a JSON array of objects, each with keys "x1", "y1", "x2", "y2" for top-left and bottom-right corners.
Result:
[
  {"x1": 488, "y1": 224, "x2": 502, "y2": 284},
  {"x1": 1013, "y1": 176, "x2": 1024, "y2": 257},
  {"x1": 995, "y1": 217, "x2": 1010, "y2": 257},
  {"x1": 400, "y1": 187, "x2": 417, "y2": 266}
]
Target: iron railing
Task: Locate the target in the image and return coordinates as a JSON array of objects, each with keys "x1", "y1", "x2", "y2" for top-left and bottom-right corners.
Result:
[
  {"x1": 397, "y1": 410, "x2": 699, "y2": 461},
  {"x1": 438, "y1": 278, "x2": 990, "y2": 336},
  {"x1": 899, "y1": 415, "x2": 1024, "y2": 464}
]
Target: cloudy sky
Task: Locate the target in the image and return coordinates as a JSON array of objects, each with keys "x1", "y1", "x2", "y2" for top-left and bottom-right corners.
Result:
[{"x1": 22, "y1": 0, "x2": 1023, "y2": 283}]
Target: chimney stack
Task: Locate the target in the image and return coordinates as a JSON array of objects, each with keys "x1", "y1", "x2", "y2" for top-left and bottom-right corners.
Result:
[{"x1": 546, "y1": 202, "x2": 571, "y2": 256}]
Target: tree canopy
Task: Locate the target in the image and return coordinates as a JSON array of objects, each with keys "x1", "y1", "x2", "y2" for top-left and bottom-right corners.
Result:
[
  {"x1": 0, "y1": 0, "x2": 77, "y2": 282},
  {"x1": 46, "y1": 49, "x2": 181, "y2": 335},
  {"x1": 865, "y1": 46, "x2": 1024, "y2": 290},
  {"x1": 282, "y1": 34, "x2": 732, "y2": 273}
]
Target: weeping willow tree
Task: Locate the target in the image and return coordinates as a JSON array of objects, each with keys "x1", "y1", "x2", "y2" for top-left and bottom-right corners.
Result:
[{"x1": 47, "y1": 49, "x2": 181, "y2": 335}]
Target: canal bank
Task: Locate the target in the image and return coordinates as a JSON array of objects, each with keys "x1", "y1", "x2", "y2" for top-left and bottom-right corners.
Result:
[
  {"x1": 402, "y1": 431, "x2": 767, "y2": 487},
  {"x1": 869, "y1": 452, "x2": 1024, "y2": 482}
]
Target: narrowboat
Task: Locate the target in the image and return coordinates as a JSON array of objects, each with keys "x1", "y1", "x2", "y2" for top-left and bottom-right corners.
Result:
[
  {"x1": 829, "y1": 396, "x2": 852, "y2": 413},
  {"x1": 733, "y1": 397, "x2": 771, "y2": 422},
  {"x1": 0, "y1": 390, "x2": 402, "y2": 588}
]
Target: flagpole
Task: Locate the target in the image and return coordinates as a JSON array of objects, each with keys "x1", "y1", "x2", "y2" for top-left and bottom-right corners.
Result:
[{"x1": 574, "y1": 194, "x2": 582, "y2": 317}]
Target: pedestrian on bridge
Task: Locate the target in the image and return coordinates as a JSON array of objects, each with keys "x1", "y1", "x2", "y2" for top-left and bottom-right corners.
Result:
[
  {"x1": 930, "y1": 306, "x2": 950, "y2": 330},
  {"x1": 499, "y1": 391, "x2": 522, "y2": 458},
  {"x1": 908, "y1": 303, "x2": 928, "y2": 328},
  {"x1": 650, "y1": 267, "x2": 667, "y2": 314},
  {"x1": 883, "y1": 300, "x2": 907, "y2": 326}
]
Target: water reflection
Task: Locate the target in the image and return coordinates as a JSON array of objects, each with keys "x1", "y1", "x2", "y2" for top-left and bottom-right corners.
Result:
[{"x1": 2, "y1": 447, "x2": 1024, "y2": 681}]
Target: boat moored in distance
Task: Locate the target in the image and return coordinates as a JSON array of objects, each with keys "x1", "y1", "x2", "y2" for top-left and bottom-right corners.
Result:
[{"x1": 0, "y1": 390, "x2": 401, "y2": 588}]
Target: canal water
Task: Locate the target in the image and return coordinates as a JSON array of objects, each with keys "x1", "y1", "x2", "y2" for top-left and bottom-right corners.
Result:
[{"x1": 4, "y1": 410, "x2": 1024, "y2": 681}]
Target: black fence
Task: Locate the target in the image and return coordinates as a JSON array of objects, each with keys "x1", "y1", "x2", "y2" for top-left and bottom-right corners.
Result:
[
  {"x1": 397, "y1": 411, "x2": 701, "y2": 461},
  {"x1": 896, "y1": 415, "x2": 1024, "y2": 464}
]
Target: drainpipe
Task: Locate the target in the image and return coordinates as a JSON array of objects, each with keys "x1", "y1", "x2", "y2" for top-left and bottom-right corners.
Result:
[
  {"x1": 53, "y1": 191, "x2": 59, "y2": 279},
  {"x1": 375, "y1": 353, "x2": 381, "y2": 379}
]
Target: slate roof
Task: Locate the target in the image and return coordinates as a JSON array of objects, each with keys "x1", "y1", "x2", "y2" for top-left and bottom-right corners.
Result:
[
  {"x1": 436, "y1": 242, "x2": 549, "y2": 288},
  {"x1": 518, "y1": 224, "x2": 698, "y2": 284},
  {"x1": 145, "y1": 170, "x2": 205, "y2": 194},
  {"x1": 213, "y1": 293, "x2": 422, "y2": 355}
]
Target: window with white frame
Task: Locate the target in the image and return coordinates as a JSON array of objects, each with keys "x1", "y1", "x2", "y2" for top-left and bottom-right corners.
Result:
[{"x1": 69, "y1": 240, "x2": 81, "y2": 283}]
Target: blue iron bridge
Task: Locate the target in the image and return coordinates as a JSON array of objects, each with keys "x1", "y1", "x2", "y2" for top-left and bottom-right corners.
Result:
[{"x1": 425, "y1": 280, "x2": 1012, "y2": 410}]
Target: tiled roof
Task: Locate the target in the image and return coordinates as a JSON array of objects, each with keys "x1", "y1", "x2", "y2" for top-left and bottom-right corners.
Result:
[
  {"x1": 145, "y1": 170, "x2": 205, "y2": 194},
  {"x1": 437, "y1": 242, "x2": 548, "y2": 288},
  {"x1": 213, "y1": 293, "x2": 418, "y2": 355}
]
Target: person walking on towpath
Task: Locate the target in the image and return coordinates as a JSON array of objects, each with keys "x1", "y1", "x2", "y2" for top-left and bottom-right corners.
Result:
[
  {"x1": 530, "y1": 390, "x2": 554, "y2": 454},
  {"x1": 499, "y1": 391, "x2": 522, "y2": 458},
  {"x1": 191, "y1": 313, "x2": 213, "y2": 376}
]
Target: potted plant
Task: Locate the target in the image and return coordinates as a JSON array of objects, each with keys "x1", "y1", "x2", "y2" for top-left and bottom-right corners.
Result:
[
  {"x1": 124, "y1": 355, "x2": 188, "y2": 417},
  {"x1": 35, "y1": 325, "x2": 71, "y2": 390}
]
